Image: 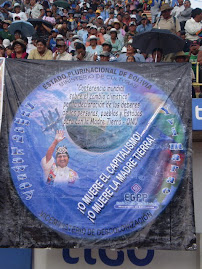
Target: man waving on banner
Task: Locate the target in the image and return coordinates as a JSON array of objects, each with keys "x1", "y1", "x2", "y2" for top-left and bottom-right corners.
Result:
[{"x1": 41, "y1": 130, "x2": 78, "y2": 185}]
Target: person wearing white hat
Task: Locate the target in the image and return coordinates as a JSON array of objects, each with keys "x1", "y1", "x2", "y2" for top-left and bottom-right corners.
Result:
[
  {"x1": 86, "y1": 35, "x2": 102, "y2": 55},
  {"x1": 108, "y1": 28, "x2": 123, "y2": 54},
  {"x1": 2, "y1": 38, "x2": 10, "y2": 48},
  {"x1": 0, "y1": 3, "x2": 27, "y2": 21}
]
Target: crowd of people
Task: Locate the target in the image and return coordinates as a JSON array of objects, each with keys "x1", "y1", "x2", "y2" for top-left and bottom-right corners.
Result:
[{"x1": 0, "y1": 0, "x2": 201, "y2": 92}]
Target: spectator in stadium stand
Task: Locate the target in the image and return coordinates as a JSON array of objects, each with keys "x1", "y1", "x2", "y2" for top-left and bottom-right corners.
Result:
[
  {"x1": 94, "y1": 16, "x2": 105, "y2": 28},
  {"x1": 28, "y1": 39, "x2": 53, "y2": 60},
  {"x1": 13, "y1": 30, "x2": 22, "y2": 40},
  {"x1": 74, "y1": 14, "x2": 81, "y2": 30},
  {"x1": 67, "y1": 10, "x2": 77, "y2": 31},
  {"x1": 53, "y1": 40, "x2": 72, "y2": 61},
  {"x1": 0, "y1": 3, "x2": 27, "y2": 21},
  {"x1": 59, "y1": 21, "x2": 69, "y2": 38},
  {"x1": 0, "y1": 44, "x2": 5, "y2": 57},
  {"x1": 124, "y1": 22, "x2": 137, "y2": 46},
  {"x1": 0, "y1": 20, "x2": 13, "y2": 41},
  {"x1": 99, "y1": 40, "x2": 117, "y2": 61},
  {"x1": 5, "y1": 45, "x2": 12, "y2": 58},
  {"x1": 146, "y1": 48, "x2": 163, "y2": 62},
  {"x1": 171, "y1": 0, "x2": 185, "y2": 19},
  {"x1": 86, "y1": 7, "x2": 96, "y2": 22},
  {"x1": 113, "y1": 19, "x2": 125, "y2": 45},
  {"x1": 79, "y1": 0, "x2": 90, "y2": 10},
  {"x1": 29, "y1": 0, "x2": 44, "y2": 19},
  {"x1": 0, "y1": 2, "x2": 11, "y2": 20},
  {"x1": 136, "y1": 17, "x2": 152, "y2": 33},
  {"x1": 117, "y1": 40, "x2": 145, "y2": 62},
  {"x1": 154, "y1": 3, "x2": 181, "y2": 36},
  {"x1": 108, "y1": 28, "x2": 122, "y2": 54},
  {"x1": 184, "y1": 8, "x2": 202, "y2": 42},
  {"x1": 150, "y1": 0, "x2": 161, "y2": 24},
  {"x1": 47, "y1": 28, "x2": 59, "y2": 52},
  {"x1": 99, "y1": 50, "x2": 110, "y2": 61},
  {"x1": 86, "y1": 35, "x2": 102, "y2": 55},
  {"x1": 99, "y1": 5, "x2": 109, "y2": 21},
  {"x1": 77, "y1": 20, "x2": 88, "y2": 43},
  {"x1": 11, "y1": 38, "x2": 28, "y2": 58},
  {"x1": 104, "y1": 11, "x2": 115, "y2": 26},
  {"x1": 177, "y1": 0, "x2": 192, "y2": 30},
  {"x1": 90, "y1": 9, "x2": 101, "y2": 23},
  {"x1": 86, "y1": 25, "x2": 104, "y2": 46},
  {"x1": 185, "y1": 40, "x2": 200, "y2": 76},
  {"x1": 73, "y1": 42, "x2": 94, "y2": 61},
  {"x1": 43, "y1": 8, "x2": 56, "y2": 25},
  {"x1": 122, "y1": 12, "x2": 131, "y2": 26},
  {"x1": 127, "y1": 55, "x2": 136, "y2": 62}
]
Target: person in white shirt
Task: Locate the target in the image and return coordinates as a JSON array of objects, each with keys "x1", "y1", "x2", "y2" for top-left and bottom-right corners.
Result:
[
  {"x1": 29, "y1": 0, "x2": 44, "y2": 19},
  {"x1": 53, "y1": 40, "x2": 73, "y2": 61},
  {"x1": 41, "y1": 130, "x2": 78, "y2": 185},
  {"x1": 185, "y1": 8, "x2": 202, "y2": 41},
  {"x1": 0, "y1": 3, "x2": 27, "y2": 21},
  {"x1": 171, "y1": 0, "x2": 185, "y2": 19}
]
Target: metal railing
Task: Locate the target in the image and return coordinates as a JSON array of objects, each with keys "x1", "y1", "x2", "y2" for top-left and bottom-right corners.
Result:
[{"x1": 192, "y1": 62, "x2": 202, "y2": 87}]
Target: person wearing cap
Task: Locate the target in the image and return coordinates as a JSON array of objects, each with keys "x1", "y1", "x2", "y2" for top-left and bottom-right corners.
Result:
[
  {"x1": 90, "y1": 9, "x2": 101, "y2": 24},
  {"x1": 154, "y1": 3, "x2": 181, "y2": 36},
  {"x1": 94, "y1": 15, "x2": 105, "y2": 28},
  {"x1": 136, "y1": 17, "x2": 152, "y2": 33},
  {"x1": 99, "y1": 50, "x2": 110, "y2": 61},
  {"x1": 86, "y1": 35, "x2": 102, "y2": 55},
  {"x1": 0, "y1": 3, "x2": 27, "y2": 21},
  {"x1": 0, "y1": 20, "x2": 14, "y2": 41},
  {"x1": 73, "y1": 42, "x2": 94, "y2": 61},
  {"x1": 184, "y1": 40, "x2": 200, "y2": 75},
  {"x1": 53, "y1": 40, "x2": 72, "y2": 61},
  {"x1": 77, "y1": 20, "x2": 88, "y2": 44},
  {"x1": 28, "y1": 39, "x2": 53, "y2": 60},
  {"x1": 2, "y1": 38, "x2": 10, "y2": 49},
  {"x1": 184, "y1": 8, "x2": 202, "y2": 41},
  {"x1": 11, "y1": 38, "x2": 28, "y2": 58},
  {"x1": 43, "y1": 8, "x2": 56, "y2": 25},
  {"x1": 86, "y1": 25, "x2": 104, "y2": 46},
  {"x1": 86, "y1": 7, "x2": 96, "y2": 21},
  {"x1": 79, "y1": 0, "x2": 90, "y2": 9},
  {"x1": 67, "y1": 10, "x2": 77, "y2": 31},
  {"x1": 124, "y1": 22, "x2": 137, "y2": 46},
  {"x1": 108, "y1": 28, "x2": 122, "y2": 54},
  {"x1": 47, "y1": 28, "x2": 59, "y2": 52},
  {"x1": 41, "y1": 130, "x2": 78, "y2": 185},
  {"x1": 29, "y1": 0, "x2": 44, "y2": 19},
  {"x1": 99, "y1": 40, "x2": 117, "y2": 61}
]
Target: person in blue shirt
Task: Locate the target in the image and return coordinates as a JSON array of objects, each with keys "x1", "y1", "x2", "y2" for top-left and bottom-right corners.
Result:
[{"x1": 136, "y1": 17, "x2": 152, "y2": 33}]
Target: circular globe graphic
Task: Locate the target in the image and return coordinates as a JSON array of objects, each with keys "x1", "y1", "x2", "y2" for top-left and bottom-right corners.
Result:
[{"x1": 9, "y1": 66, "x2": 186, "y2": 241}]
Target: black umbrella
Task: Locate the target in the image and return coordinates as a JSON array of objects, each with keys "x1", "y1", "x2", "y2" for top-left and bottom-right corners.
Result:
[
  {"x1": 27, "y1": 18, "x2": 53, "y2": 29},
  {"x1": 132, "y1": 29, "x2": 185, "y2": 55}
]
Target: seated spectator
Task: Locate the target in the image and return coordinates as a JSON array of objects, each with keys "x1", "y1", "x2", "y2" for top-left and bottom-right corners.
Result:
[
  {"x1": 99, "y1": 51, "x2": 110, "y2": 61},
  {"x1": 53, "y1": 40, "x2": 72, "y2": 61},
  {"x1": 28, "y1": 39, "x2": 53, "y2": 60},
  {"x1": 77, "y1": 20, "x2": 88, "y2": 44},
  {"x1": 117, "y1": 40, "x2": 145, "y2": 62},
  {"x1": 1, "y1": 3, "x2": 27, "y2": 21},
  {"x1": 73, "y1": 42, "x2": 94, "y2": 61},
  {"x1": 185, "y1": 8, "x2": 202, "y2": 42},
  {"x1": 11, "y1": 39, "x2": 28, "y2": 59},
  {"x1": 124, "y1": 22, "x2": 137, "y2": 46},
  {"x1": 43, "y1": 8, "x2": 56, "y2": 25},
  {"x1": 14, "y1": 30, "x2": 22, "y2": 40},
  {"x1": 86, "y1": 35, "x2": 102, "y2": 55},
  {"x1": 178, "y1": 0, "x2": 192, "y2": 30},
  {"x1": 47, "y1": 28, "x2": 59, "y2": 52},
  {"x1": 5, "y1": 45, "x2": 13, "y2": 58},
  {"x1": 0, "y1": 20, "x2": 14, "y2": 41},
  {"x1": 0, "y1": 44, "x2": 5, "y2": 57},
  {"x1": 136, "y1": 17, "x2": 152, "y2": 33},
  {"x1": 108, "y1": 28, "x2": 122, "y2": 54},
  {"x1": 85, "y1": 25, "x2": 104, "y2": 46},
  {"x1": 146, "y1": 48, "x2": 163, "y2": 62},
  {"x1": 185, "y1": 40, "x2": 200, "y2": 76},
  {"x1": 127, "y1": 55, "x2": 136, "y2": 62},
  {"x1": 154, "y1": 4, "x2": 181, "y2": 36},
  {"x1": 171, "y1": 0, "x2": 185, "y2": 19}
]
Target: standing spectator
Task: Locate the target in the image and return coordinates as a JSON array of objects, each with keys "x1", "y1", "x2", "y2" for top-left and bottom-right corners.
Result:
[
  {"x1": 1, "y1": 3, "x2": 27, "y2": 21},
  {"x1": 154, "y1": 3, "x2": 181, "y2": 36},
  {"x1": 28, "y1": 39, "x2": 53, "y2": 59},
  {"x1": 77, "y1": 20, "x2": 88, "y2": 43},
  {"x1": 178, "y1": 0, "x2": 192, "y2": 30},
  {"x1": 29, "y1": 0, "x2": 44, "y2": 19},
  {"x1": 171, "y1": 0, "x2": 185, "y2": 19},
  {"x1": 150, "y1": 0, "x2": 161, "y2": 24},
  {"x1": 185, "y1": 8, "x2": 202, "y2": 42}
]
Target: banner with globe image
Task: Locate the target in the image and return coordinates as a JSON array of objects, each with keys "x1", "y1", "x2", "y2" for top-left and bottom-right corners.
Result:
[{"x1": 0, "y1": 60, "x2": 195, "y2": 249}]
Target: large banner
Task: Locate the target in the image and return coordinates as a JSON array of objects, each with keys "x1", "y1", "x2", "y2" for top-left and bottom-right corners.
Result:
[{"x1": 0, "y1": 60, "x2": 195, "y2": 249}]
